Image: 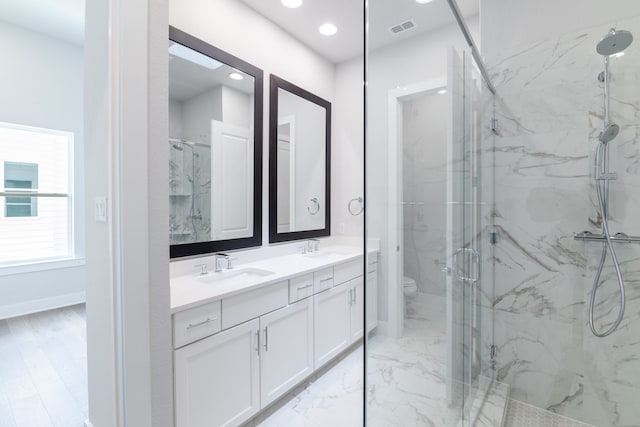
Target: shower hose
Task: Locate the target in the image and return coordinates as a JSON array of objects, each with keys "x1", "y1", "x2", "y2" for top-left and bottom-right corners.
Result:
[{"x1": 589, "y1": 142, "x2": 626, "y2": 337}]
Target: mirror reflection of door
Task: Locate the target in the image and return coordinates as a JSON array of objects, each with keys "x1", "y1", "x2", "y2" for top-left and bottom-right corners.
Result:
[
  {"x1": 211, "y1": 120, "x2": 253, "y2": 240},
  {"x1": 277, "y1": 118, "x2": 295, "y2": 233}
]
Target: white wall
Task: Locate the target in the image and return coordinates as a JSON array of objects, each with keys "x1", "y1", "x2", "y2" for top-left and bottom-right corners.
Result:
[
  {"x1": 0, "y1": 20, "x2": 86, "y2": 319},
  {"x1": 401, "y1": 91, "x2": 448, "y2": 296},
  {"x1": 181, "y1": 86, "x2": 222, "y2": 143},
  {"x1": 170, "y1": 0, "x2": 335, "y2": 246},
  {"x1": 365, "y1": 18, "x2": 477, "y2": 322},
  {"x1": 85, "y1": 0, "x2": 171, "y2": 425},
  {"x1": 333, "y1": 56, "x2": 364, "y2": 238}
]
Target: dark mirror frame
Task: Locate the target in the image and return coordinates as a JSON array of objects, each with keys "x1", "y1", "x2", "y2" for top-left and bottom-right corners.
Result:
[
  {"x1": 268, "y1": 75, "x2": 331, "y2": 243},
  {"x1": 169, "y1": 26, "x2": 263, "y2": 259}
]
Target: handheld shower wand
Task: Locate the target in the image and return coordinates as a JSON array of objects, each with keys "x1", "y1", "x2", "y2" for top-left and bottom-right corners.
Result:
[{"x1": 588, "y1": 29, "x2": 633, "y2": 337}]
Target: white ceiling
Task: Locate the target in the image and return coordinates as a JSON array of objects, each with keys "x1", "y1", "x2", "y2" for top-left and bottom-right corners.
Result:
[
  {"x1": 0, "y1": 0, "x2": 479, "y2": 61},
  {"x1": 239, "y1": 0, "x2": 479, "y2": 64},
  {"x1": 0, "y1": 0, "x2": 85, "y2": 46},
  {"x1": 169, "y1": 53, "x2": 255, "y2": 102}
]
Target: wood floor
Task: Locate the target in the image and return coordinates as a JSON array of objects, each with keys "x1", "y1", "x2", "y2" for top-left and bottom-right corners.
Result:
[{"x1": 0, "y1": 304, "x2": 88, "y2": 427}]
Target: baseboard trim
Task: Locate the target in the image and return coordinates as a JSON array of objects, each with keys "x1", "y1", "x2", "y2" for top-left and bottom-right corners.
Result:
[{"x1": 0, "y1": 291, "x2": 86, "y2": 319}]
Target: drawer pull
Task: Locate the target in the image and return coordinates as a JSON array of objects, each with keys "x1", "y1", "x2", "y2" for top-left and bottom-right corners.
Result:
[
  {"x1": 186, "y1": 317, "x2": 217, "y2": 330},
  {"x1": 367, "y1": 270, "x2": 376, "y2": 274},
  {"x1": 319, "y1": 277, "x2": 333, "y2": 283},
  {"x1": 297, "y1": 284, "x2": 313, "y2": 290}
]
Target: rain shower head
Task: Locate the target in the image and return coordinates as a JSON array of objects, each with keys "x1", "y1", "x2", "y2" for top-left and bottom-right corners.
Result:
[
  {"x1": 599, "y1": 122, "x2": 620, "y2": 143},
  {"x1": 597, "y1": 29, "x2": 633, "y2": 56}
]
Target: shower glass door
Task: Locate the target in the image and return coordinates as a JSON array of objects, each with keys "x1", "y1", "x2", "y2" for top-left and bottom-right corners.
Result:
[{"x1": 448, "y1": 46, "x2": 497, "y2": 425}]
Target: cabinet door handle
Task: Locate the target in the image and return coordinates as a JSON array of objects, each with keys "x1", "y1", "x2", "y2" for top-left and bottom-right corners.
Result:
[
  {"x1": 367, "y1": 270, "x2": 376, "y2": 274},
  {"x1": 186, "y1": 317, "x2": 217, "y2": 330},
  {"x1": 255, "y1": 330, "x2": 260, "y2": 356},
  {"x1": 263, "y1": 327, "x2": 268, "y2": 352},
  {"x1": 353, "y1": 288, "x2": 357, "y2": 305},
  {"x1": 349, "y1": 289, "x2": 353, "y2": 306},
  {"x1": 297, "y1": 283, "x2": 313, "y2": 290}
]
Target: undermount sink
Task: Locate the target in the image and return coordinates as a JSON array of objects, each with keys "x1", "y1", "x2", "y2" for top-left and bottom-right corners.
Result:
[{"x1": 197, "y1": 267, "x2": 275, "y2": 285}]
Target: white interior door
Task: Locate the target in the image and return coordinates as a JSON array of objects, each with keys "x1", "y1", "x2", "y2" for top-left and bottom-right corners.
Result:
[
  {"x1": 211, "y1": 120, "x2": 253, "y2": 240},
  {"x1": 276, "y1": 125, "x2": 293, "y2": 233}
]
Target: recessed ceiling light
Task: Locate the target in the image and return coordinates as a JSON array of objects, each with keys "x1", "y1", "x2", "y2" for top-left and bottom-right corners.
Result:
[
  {"x1": 281, "y1": 0, "x2": 303, "y2": 8},
  {"x1": 438, "y1": 89, "x2": 447, "y2": 94},
  {"x1": 229, "y1": 72, "x2": 244, "y2": 81},
  {"x1": 319, "y1": 23, "x2": 338, "y2": 36},
  {"x1": 416, "y1": 0, "x2": 433, "y2": 3}
]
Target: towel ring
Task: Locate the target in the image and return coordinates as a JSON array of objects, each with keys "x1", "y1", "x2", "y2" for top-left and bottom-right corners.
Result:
[
  {"x1": 348, "y1": 197, "x2": 364, "y2": 216},
  {"x1": 308, "y1": 197, "x2": 320, "y2": 215}
]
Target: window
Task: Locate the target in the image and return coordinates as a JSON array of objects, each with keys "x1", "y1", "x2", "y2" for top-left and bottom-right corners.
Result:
[
  {"x1": 4, "y1": 162, "x2": 38, "y2": 217},
  {"x1": 0, "y1": 122, "x2": 73, "y2": 266}
]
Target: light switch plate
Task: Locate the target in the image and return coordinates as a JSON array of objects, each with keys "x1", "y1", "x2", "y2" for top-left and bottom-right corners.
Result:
[{"x1": 94, "y1": 196, "x2": 107, "y2": 223}]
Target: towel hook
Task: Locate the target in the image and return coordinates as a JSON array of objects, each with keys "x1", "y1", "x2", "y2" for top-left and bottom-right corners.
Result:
[
  {"x1": 348, "y1": 197, "x2": 364, "y2": 216},
  {"x1": 307, "y1": 197, "x2": 320, "y2": 215}
]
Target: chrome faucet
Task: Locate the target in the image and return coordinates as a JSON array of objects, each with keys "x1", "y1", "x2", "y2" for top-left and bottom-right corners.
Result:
[
  {"x1": 214, "y1": 253, "x2": 230, "y2": 272},
  {"x1": 308, "y1": 239, "x2": 320, "y2": 252}
]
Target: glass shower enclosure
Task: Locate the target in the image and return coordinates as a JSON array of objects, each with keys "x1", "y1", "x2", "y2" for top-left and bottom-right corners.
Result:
[{"x1": 364, "y1": 3, "x2": 495, "y2": 425}]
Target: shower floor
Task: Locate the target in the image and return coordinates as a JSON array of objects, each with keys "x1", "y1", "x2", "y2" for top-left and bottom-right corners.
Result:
[{"x1": 503, "y1": 399, "x2": 594, "y2": 427}]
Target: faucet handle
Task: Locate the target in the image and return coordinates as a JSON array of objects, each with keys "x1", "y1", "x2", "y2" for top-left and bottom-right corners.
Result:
[
  {"x1": 227, "y1": 257, "x2": 238, "y2": 269},
  {"x1": 194, "y1": 263, "x2": 208, "y2": 275}
]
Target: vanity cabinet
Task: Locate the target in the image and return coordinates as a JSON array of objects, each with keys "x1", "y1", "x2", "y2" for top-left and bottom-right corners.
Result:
[
  {"x1": 174, "y1": 318, "x2": 260, "y2": 427},
  {"x1": 349, "y1": 276, "x2": 365, "y2": 342},
  {"x1": 260, "y1": 298, "x2": 314, "y2": 407},
  {"x1": 313, "y1": 281, "x2": 351, "y2": 369},
  {"x1": 366, "y1": 255, "x2": 379, "y2": 333},
  {"x1": 172, "y1": 251, "x2": 380, "y2": 426}
]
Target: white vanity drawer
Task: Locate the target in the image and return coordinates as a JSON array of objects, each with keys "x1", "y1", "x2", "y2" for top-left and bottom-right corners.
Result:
[
  {"x1": 313, "y1": 267, "x2": 334, "y2": 293},
  {"x1": 289, "y1": 273, "x2": 314, "y2": 303},
  {"x1": 334, "y1": 258, "x2": 363, "y2": 285},
  {"x1": 222, "y1": 281, "x2": 288, "y2": 330},
  {"x1": 367, "y1": 254, "x2": 378, "y2": 274},
  {"x1": 173, "y1": 300, "x2": 222, "y2": 349}
]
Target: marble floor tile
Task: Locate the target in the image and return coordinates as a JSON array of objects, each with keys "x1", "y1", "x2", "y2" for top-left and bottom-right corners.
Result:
[{"x1": 254, "y1": 294, "x2": 507, "y2": 427}]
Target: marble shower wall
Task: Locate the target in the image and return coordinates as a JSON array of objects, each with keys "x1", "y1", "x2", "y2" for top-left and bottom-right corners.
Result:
[
  {"x1": 490, "y1": 14, "x2": 640, "y2": 426},
  {"x1": 402, "y1": 92, "x2": 448, "y2": 296},
  {"x1": 169, "y1": 143, "x2": 212, "y2": 244}
]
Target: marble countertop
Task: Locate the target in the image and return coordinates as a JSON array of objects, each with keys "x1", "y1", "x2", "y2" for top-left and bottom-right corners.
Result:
[{"x1": 171, "y1": 245, "x2": 378, "y2": 314}]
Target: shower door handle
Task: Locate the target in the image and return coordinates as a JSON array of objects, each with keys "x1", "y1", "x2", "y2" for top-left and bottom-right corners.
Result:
[{"x1": 453, "y1": 248, "x2": 481, "y2": 283}]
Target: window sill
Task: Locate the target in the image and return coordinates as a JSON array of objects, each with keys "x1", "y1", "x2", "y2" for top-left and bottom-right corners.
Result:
[{"x1": 0, "y1": 258, "x2": 86, "y2": 277}]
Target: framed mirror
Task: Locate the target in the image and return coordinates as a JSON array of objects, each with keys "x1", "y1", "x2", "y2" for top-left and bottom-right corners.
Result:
[
  {"x1": 269, "y1": 75, "x2": 331, "y2": 243},
  {"x1": 169, "y1": 27, "x2": 263, "y2": 258}
]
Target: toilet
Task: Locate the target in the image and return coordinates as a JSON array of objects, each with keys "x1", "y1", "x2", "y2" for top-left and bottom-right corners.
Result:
[{"x1": 403, "y1": 276, "x2": 417, "y2": 297}]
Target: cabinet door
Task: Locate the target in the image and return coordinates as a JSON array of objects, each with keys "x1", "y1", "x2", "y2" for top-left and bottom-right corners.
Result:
[
  {"x1": 366, "y1": 267, "x2": 378, "y2": 333},
  {"x1": 174, "y1": 319, "x2": 260, "y2": 427},
  {"x1": 260, "y1": 298, "x2": 314, "y2": 407},
  {"x1": 350, "y1": 276, "x2": 365, "y2": 343},
  {"x1": 313, "y1": 282, "x2": 351, "y2": 369}
]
